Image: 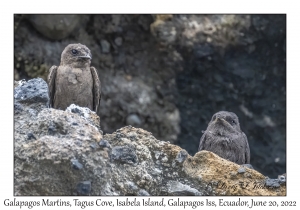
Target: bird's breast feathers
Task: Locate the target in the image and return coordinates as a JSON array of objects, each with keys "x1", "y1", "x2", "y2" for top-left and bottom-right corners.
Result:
[{"x1": 57, "y1": 66, "x2": 92, "y2": 84}]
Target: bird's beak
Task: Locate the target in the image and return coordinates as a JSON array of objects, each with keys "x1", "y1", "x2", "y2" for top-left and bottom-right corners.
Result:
[
  {"x1": 216, "y1": 117, "x2": 222, "y2": 122},
  {"x1": 78, "y1": 54, "x2": 92, "y2": 60},
  {"x1": 215, "y1": 117, "x2": 226, "y2": 124}
]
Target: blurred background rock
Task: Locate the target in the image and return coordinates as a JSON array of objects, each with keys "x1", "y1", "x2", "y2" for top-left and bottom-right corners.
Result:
[{"x1": 14, "y1": 14, "x2": 286, "y2": 178}]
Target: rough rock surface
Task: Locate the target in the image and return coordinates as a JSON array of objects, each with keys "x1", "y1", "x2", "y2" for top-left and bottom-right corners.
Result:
[
  {"x1": 14, "y1": 14, "x2": 286, "y2": 178},
  {"x1": 27, "y1": 15, "x2": 86, "y2": 40},
  {"x1": 14, "y1": 80, "x2": 285, "y2": 196}
]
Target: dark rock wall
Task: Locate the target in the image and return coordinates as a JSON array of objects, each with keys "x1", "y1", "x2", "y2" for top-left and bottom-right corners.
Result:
[{"x1": 14, "y1": 14, "x2": 286, "y2": 178}]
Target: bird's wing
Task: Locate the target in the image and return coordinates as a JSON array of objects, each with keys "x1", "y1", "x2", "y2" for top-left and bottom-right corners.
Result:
[
  {"x1": 90, "y1": 66, "x2": 101, "y2": 113},
  {"x1": 243, "y1": 132, "x2": 251, "y2": 164},
  {"x1": 198, "y1": 132, "x2": 207, "y2": 151},
  {"x1": 47, "y1": 65, "x2": 58, "y2": 108}
]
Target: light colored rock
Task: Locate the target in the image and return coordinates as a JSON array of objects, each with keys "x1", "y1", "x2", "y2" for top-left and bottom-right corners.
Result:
[
  {"x1": 167, "y1": 181, "x2": 201, "y2": 195},
  {"x1": 66, "y1": 104, "x2": 100, "y2": 131},
  {"x1": 14, "y1": 116, "x2": 286, "y2": 195},
  {"x1": 126, "y1": 114, "x2": 142, "y2": 126}
]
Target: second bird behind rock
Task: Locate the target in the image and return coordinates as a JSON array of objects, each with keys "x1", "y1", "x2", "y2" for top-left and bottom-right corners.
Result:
[
  {"x1": 48, "y1": 43, "x2": 101, "y2": 114},
  {"x1": 198, "y1": 111, "x2": 250, "y2": 165}
]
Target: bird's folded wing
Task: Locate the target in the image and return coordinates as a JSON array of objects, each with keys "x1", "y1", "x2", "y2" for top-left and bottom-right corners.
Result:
[
  {"x1": 91, "y1": 66, "x2": 101, "y2": 113},
  {"x1": 47, "y1": 65, "x2": 58, "y2": 108},
  {"x1": 243, "y1": 132, "x2": 251, "y2": 164},
  {"x1": 198, "y1": 133, "x2": 206, "y2": 151}
]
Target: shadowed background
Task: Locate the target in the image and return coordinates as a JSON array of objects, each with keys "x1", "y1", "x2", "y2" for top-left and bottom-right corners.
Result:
[{"x1": 14, "y1": 14, "x2": 286, "y2": 178}]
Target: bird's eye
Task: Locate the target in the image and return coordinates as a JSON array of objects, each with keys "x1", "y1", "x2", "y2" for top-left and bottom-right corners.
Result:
[
  {"x1": 231, "y1": 120, "x2": 235, "y2": 124},
  {"x1": 71, "y1": 49, "x2": 78, "y2": 55}
]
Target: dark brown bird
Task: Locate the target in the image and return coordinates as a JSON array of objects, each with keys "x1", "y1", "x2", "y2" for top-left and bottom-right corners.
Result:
[
  {"x1": 198, "y1": 111, "x2": 250, "y2": 164},
  {"x1": 48, "y1": 43, "x2": 101, "y2": 113}
]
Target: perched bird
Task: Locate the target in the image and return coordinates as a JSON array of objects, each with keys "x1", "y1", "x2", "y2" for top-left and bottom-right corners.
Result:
[
  {"x1": 198, "y1": 111, "x2": 250, "y2": 164},
  {"x1": 48, "y1": 43, "x2": 101, "y2": 113}
]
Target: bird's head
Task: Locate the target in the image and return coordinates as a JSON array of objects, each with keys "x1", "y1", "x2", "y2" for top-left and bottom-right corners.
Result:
[
  {"x1": 60, "y1": 43, "x2": 92, "y2": 68},
  {"x1": 207, "y1": 111, "x2": 242, "y2": 135}
]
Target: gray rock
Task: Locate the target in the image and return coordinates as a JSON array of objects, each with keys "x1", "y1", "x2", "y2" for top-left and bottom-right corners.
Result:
[
  {"x1": 28, "y1": 15, "x2": 82, "y2": 40},
  {"x1": 100, "y1": 40, "x2": 110, "y2": 53},
  {"x1": 176, "y1": 149, "x2": 188, "y2": 164},
  {"x1": 66, "y1": 104, "x2": 100, "y2": 130},
  {"x1": 126, "y1": 114, "x2": 142, "y2": 126},
  {"x1": 14, "y1": 103, "x2": 285, "y2": 196},
  {"x1": 115, "y1": 37, "x2": 123, "y2": 46},
  {"x1": 14, "y1": 78, "x2": 49, "y2": 105},
  {"x1": 14, "y1": 102, "x2": 24, "y2": 114},
  {"x1": 242, "y1": 164, "x2": 254, "y2": 169},
  {"x1": 27, "y1": 132, "x2": 36, "y2": 140},
  {"x1": 237, "y1": 167, "x2": 246, "y2": 174},
  {"x1": 167, "y1": 181, "x2": 201, "y2": 196},
  {"x1": 138, "y1": 189, "x2": 150, "y2": 196},
  {"x1": 278, "y1": 174, "x2": 286, "y2": 184},
  {"x1": 76, "y1": 181, "x2": 91, "y2": 195},
  {"x1": 71, "y1": 159, "x2": 83, "y2": 170},
  {"x1": 126, "y1": 181, "x2": 138, "y2": 191},
  {"x1": 265, "y1": 178, "x2": 280, "y2": 188},
  {"x1": 111, "y1": 146, "x2": 138, "y2": 164},
  {"x1": 99, "y1": 139, "x2": 111, "y2": 149},
  {"x1": 90, "y1": 142, "x2": 98, "y2": 149}
]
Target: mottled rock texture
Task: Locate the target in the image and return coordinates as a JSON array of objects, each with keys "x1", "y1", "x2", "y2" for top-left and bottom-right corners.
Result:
[
  {"x1": 14, "y1": 80, "x2": 285, "y2": 196},
  {"x1": 27, "y1": 15, "x2": 85, "y2": 40},
  {"x1": 14, "y1": 14, "x2": 286, "y2": 178}
]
